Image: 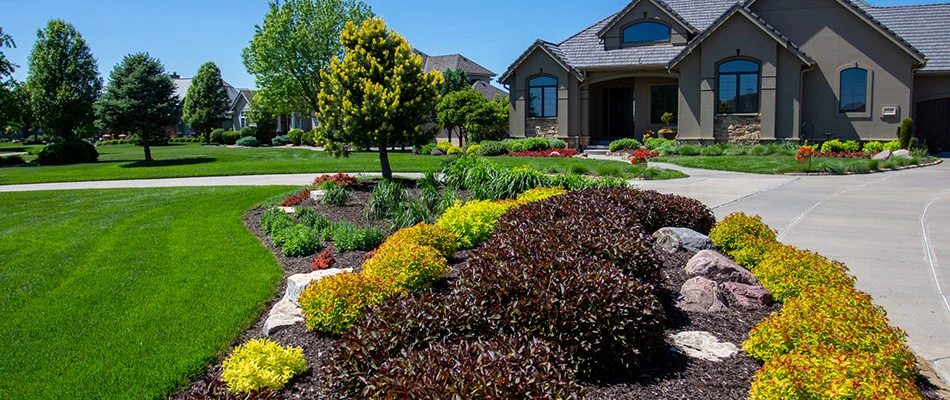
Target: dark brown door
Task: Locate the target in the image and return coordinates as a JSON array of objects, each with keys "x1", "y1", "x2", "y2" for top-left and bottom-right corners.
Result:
[
  {"x1": 603, "y1": 88, "x2": 635, "y2": 139},
  {"x1": 917, "y1": 98, "x2": 950, "y2": 152}
]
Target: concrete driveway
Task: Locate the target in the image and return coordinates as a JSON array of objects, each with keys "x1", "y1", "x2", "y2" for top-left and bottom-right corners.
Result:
[{"x1": 638, "y1": 158, "x2": 950, "y2": 385}]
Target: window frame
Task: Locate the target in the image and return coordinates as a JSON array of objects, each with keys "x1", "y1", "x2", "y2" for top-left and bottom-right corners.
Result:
[
  {"x1": 650, "y1": 85, "x2": 678, "y2": 125},
  {"x1": 621, "y1": 21, "x2": 672, "y2": 45},
  {"x1": 527, "y1": 75, "x2": 558, "y2": 118},
  {"x1": 836, "y1": 64, "x2": 873, "y2": 119},
  {"x1": 716, "y1": 59, "x2": 761, "y2": 114}
]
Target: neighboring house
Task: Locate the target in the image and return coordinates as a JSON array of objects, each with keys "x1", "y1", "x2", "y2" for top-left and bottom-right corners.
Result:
[
  {"x1": 416, "y1": 50, "x2": 510, "y2": 146},
  {"x1": 170, "y1": 74, "x2": 304, "y2": 136},
  {"x1": 500, "y1": 0, "x2": 950, "y2": 151}
]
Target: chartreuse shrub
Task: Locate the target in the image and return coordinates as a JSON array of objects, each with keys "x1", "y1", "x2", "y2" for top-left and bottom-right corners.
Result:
[
  {"x1": 745, "y1": 286, "x2": 916, "y2": 380},
  {"x1": 754, "y1": 244, "x2": 856, "y2": 302},
  {"x1": 362, "y1": 241, "x2": 448, "y2": 292},
  {"x1": 517, "y1": 187, "x2": 568, "y2": 203},
  {"x1": 709, "y1": 212, "x2": 777, "y2": 257},
  {"x1": 385, "y1": 223, "x2": 458, "y2": 257},
  {"x1": 221, "y1": 338, "x2": 307, "y2": 394},
  {"x1": 884, "y1": 140, "x2": 902, "y2": 151},
  {"x1": 466, "y1": 143, "x2": 480, "y2": 155},
  {"x1": 749, "y1": 345, "x2": 922, "y2": 400},
  {"x1": 298, "y1": 272, "x2": 393, "y2": 334},
  {"x1": 863, "y1": 141, "x2": 885, "y2": 153},
  {"x1": 436, "y1": 199, "x2": 519, "y2": 248}
]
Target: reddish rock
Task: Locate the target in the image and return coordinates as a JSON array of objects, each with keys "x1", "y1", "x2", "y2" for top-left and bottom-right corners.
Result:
[
  {"x1": 685, "y1": 250, "x2": 759, "y2": 285},
  {"x1": 677, "y1": 276, "x2": 729, "y2": 313},
  {"x1": 720, "y1": 282, "x2": 773, "y2": 308}
]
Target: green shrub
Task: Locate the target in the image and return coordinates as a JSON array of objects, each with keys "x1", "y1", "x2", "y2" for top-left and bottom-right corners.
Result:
[
  {"x1": 655, "y1": 143, "x2": 677, "y2": 155},
  {"x1": 465, "y1": 144, "x2": 481, "y2": 155},
  {"x1": 287, "y1": 128, "x2": 305, "y2": 146},
  {"x1": 644, "y1": 137, "x2": 675, "y2": 150},
  {"x1": 222, "y1": 130, "x2": 241, "y2": 145},
  {"x1": 363, "y1": 241, "x2": 449, "y2": 292},
  {"x1": 366, "y1": 179, "x2": 409, "y2": 220},
  {"x1": 476, "y1": 140, "x2": 507, "y2": 156},
  {"x1": 331, "y1": 223, "x2": 385, "y2": 252},
  {"x1": 0, "y1": 155, "x2": 26, "y2": 166},
  {"x1": 608, "y1": 138, "x2": 642, "y2": 152},
  {"x1": 221, "y1": 338, "x2": 307, "y2": 394},
  {"x1": 271, "y1": 135, "x2": 291, "y2": 146},
  {"x1": 240, "y1": 126, "x2": 258, "y2": 138},
  {"x1": 898, "y1": 118, "x2": 914, "y2": 149},
  {"x1": 843, "y1": 140, "x2": 861, "y2": 151},
  {"x1": 821, "y1": 139, "x2": 845, "y2": 153},
  {"x1": 235, "y1": 136, "x2": 259, "y2": 147},
  {"x1": 321, "y1": 183, "x2": 349, "y2": 206},
  {"x1": 677, "y1": 144, "x2": 700, "y2": 156},
  {"x1": 749, "y1": 145, "x2": 771, "y2": 156},
  {"x1": 260, "y1": 208, "x2": 295, "y2": 235},
  {"x1": 864, "y1": 141, "x2": 885, "y2": 152},
  {"x1": 298, "y1": 272, "x2": 393, "y2": 334},
  {"x1": 36, "y1": 140, "x2": 99, "y2": 165},
  {"x1": 301, "y1": 129, "x2": 317, "y2": 146},
  {"x1": 281, "y1": 224, "x2": 322, "y2": 257},
  {"x1": 487, "y1": 167, "x2": 550, "y2": 200},
  {"x1": 700, "y1": 146, "x2": 723, "y2": 156},
  {"x1": 883, "y1": 140, "x2": 902, "y2": 152},
  {"x1": 209, "y1": 128, "x2": 225, "y2": 144}
]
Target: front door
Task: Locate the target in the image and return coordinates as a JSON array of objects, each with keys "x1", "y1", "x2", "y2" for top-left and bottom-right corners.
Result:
[{"x1": 604, "y1": 87, "x2": 635, "y2": 139}]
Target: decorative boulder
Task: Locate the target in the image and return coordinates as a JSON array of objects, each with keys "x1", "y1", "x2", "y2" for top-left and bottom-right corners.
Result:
[
  {"x1": 670, "y1": 331, "x2": 739, "y2": 362},
  {"x1": 893, "y1": 149, "x2": 911, "y2": 159},
  {"x1": 685, "y1": 250, "x2": 759, "y2": 285},
  {"x1": 720, "y1": 282, "x2": 773, "y2": 308},
  {"x1": 310, "y1": 189, "x2": 327, "y2": 202},
  {"x1": 677, "y1": 276, "x2": 729, "y2": 313},
  {"x1": 263, "y1": 268, "x2": 352, "y2": 336},
  {"x1": 872, "y1": 150, "x2": 891, "y2": 161},
  {"x1": 285, "y1": 268, "x2": 351, "y2": 305},
  {"x1": 653, "y1": 227, "x2": 715, "y2": 253}
]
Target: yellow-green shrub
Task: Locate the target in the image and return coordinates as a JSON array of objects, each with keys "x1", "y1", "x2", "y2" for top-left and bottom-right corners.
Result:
[
  {"x1": 386, "y1": 223, "x2": 458, "y2": 257},
  {"x1": 749, "y1": 344, "x2": 922, "y2": 400},
  {"x1": 435, "y1": 199, "x2": 519, "y2": 249},
  {"x1": 744, "y1": 285, "x2": 915, "y2": 380},
  {"x1": 447, "y1": 145, "x2": 464, "y2": 155},
  {"x1": 754, "y1": 245, "x2": 855, "y2": 302},
  {"x1": 466, "y1": 144, "x2": 481, "y2": 155},
  {"x1": 516, "y1": 187, "x2": 568, "y2": 203},
  {"x1": 730, "y1": 236, "x2": 782, "y2": 269},
  {"x1": 298, "y1": 272, "x2": 393, "y2": 334},
  {"x1": 709, "y1": 212, "x2": 777, "y2": 257},
  {"x1": 363, "y1": 241, "x2": 449, "y2": 292},
  {"x1": 221, "y1": 338, "x2": 307, "y2": 394}
]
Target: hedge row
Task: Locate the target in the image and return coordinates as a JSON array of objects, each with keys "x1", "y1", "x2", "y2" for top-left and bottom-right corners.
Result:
[
  {"x1": 324, "y1": 187, "x2": 715, "y2": 397},
  {"x1": 710, "y1": 213, "x2": 922, "y2": 399}
]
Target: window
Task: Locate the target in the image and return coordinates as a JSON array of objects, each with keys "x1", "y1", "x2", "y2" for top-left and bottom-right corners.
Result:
[
  {"x1": 717, "y1": 60, "x2": 760, "y2": 113},
  {"x1": 528, "y1": 76, "x2": 557, "y2": 118},
  {"x1": 623, "y1": 21, "x2": 671, "y2": 43},
  {"x1": 839, "y1": 68, "x2": 867, "y2": 113},
  {"x1": 240, "y1": 111, "x2": 249, "y2": 129},
  {"x1": 650, "y1": 86, "x2": 678, "y2": 124}
]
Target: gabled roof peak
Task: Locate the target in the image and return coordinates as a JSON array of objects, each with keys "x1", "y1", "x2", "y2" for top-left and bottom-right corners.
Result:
[{"x1": 596, "y1": 0, "x2": 699, "y2": 38}]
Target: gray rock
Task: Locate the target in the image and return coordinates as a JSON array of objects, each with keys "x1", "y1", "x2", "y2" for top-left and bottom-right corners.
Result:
[
  {"x1": 653, "y1": 227, "x2": 715, "y2": 253},
  {"x1": 685, "y1": 250, "x2": 759, "y2": 285},
  {"x1": 720, "y1": 282, "x2": 773, "y2": 308},
  {"x1": 670, "y1": 331, "x2": 739, "y2": 362},
  {"x1": 310, "y1": 189, "x2": 327, "y2": 202},
  {"x1": 893, "y1": 149, "x2": 911, "y2": 159},
  {"x1": 677, "y1": 276, "x2": 729, "y2": 313},
  {"x1": 285, "y1": 268, "x2": 351, "y2": 305},
  {"x1": 263, "y1": 298, "x2": 304, "y2": 336},
  {"x1": 872, "y1": 150, "x2": 891, "y2": 161}
]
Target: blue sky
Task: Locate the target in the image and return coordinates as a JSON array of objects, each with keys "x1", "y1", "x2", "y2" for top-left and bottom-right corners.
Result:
[{"x1": 2, "y1": 0, "x2": 945, "y2": 90}]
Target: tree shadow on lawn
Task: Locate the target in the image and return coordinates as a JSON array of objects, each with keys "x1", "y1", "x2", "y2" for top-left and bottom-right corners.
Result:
[{"x1": 119, "y1": 157, "x2": 216, "y2": 168}]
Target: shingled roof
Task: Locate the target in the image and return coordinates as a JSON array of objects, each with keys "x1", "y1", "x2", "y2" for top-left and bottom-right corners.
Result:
[
  {"x1": 860, "y1": 2, "x2": 950, "y2": 71},
  {"x1": 415, "y1": 51, "x2": 495, "y2": 77}
]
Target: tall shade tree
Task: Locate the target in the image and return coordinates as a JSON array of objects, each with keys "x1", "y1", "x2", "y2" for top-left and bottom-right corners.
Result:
[
  {"x1": 0, "y1": 27, "x2": 16, "y2": 84},
  {"x1": 440, "y1": 67, "x2": 469, "y2": 97},
  {"x1": 243, "y1": 0, "x2": 373, "y2": 117},
  {"x1": 0, "y1": 27, "x2": 16, "y2": 131},
  {"x1": 2, "y1": 83, "x2": 34, "y2": 134},
  {"x1": 437, "y1": 89, "x2": 509, "y2": 146},
  {"x1": 436, "y1": 88, "x2": 482, "y2": 147},
  {"x1": 96, "y1": 53, "x2": 181, "y2": 162},
  {"x1": 182, "y1": 61, "x2": 231, "y2": 139},
  {"x1": 26, "y1": 19, "x2": 102, "y2": 139},
  {"x1": 467, "y1": 95, "x2": 509, "y2": 143},
  {"x1": 318, "y1": 18, "x2": 443, "y2": 180},
  {"x1": 246, "y1": 97, "x2": 277, "y2": 136}
]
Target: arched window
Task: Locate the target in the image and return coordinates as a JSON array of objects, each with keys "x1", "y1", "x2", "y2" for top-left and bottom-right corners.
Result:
[
  {"x1": 840, "y1": 68, "x2": 868, "y2": 113},
  {"x1": 623, "y1": 21, "x2": 671, "y2": 43},
  {"x1": 717, "y1": 60, "x2": 760, "y2": 113},
  {"x1": 528, "y1": 76, "x2": 557, "y2": 118}
]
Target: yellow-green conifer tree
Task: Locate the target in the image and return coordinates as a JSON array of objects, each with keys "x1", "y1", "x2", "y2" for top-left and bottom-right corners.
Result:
[{"x1": 318, "y1": 18, "x2": 443, "y2": 180}]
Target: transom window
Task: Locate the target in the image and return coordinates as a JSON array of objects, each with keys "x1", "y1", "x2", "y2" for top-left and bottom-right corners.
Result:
[
  {"x1": 528, "y1": 76, "x2": 557, "y2": 118},
  {"x1": 839, "y1": 68, "x2": 868, "y2": 113},
  {"x1": 623, "y1": 21, "x2": 671, "y2": 43},
  {"x1": 717, "y1": 60, "x2": 760, "y2": 114}
]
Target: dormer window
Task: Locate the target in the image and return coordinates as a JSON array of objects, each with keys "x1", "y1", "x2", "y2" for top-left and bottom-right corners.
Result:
[{"x1": 622, "y1": 21, "x2": 671, "y2": 44}]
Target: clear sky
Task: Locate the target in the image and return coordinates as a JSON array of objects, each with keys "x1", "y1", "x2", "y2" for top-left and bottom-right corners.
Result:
[{"x1": 2, "y1": 0, "x2": 945, "y2": 90}]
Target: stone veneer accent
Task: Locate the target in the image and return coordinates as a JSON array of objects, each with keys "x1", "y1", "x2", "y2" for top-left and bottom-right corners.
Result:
[
  {"x1": 526, "y1": 118, "x2": 558, "y2": 137},
  {"x1": 714, "y1": 114, "x2": 761, "y2": 143}
]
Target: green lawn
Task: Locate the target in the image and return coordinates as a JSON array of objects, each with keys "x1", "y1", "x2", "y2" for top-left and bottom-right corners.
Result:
[
  {"x1": 0, "y1": 186, "x2": 294, "y2": 399},
  {"x1": 653, "y1": 155, "x2": 921, "y2": 174},
  {"x1": 0, "y1": 143, "x2": 686, "y2": 184}
]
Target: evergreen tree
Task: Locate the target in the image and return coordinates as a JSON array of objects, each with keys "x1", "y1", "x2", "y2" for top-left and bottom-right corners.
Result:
[
  {"x1": 96, "y1": 53, "x2": 181, "y2": 161},
  {"x1": 26, "y1": 19, "x2": 102, "y2": 139},
  {"x1": 440, "y1": 67, "x2": 469, "y2": 96},
  {"x1": 182, "y1": 61, "x2": 231, "y2": 139},
  {"x1": 318, "y1": 18, "x2": 443, "y2": 180}
]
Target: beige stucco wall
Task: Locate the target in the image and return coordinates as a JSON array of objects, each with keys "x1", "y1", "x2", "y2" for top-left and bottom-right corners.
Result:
[
  {"x1": 751, "y1": 0, "x2": 917, "y2": 141},
  {"x1": 601, "y1": 1, "x2": 690, "y2": 49},
  {"x1": 506, "y1": 48, "x2": 572, "y2": 139}
]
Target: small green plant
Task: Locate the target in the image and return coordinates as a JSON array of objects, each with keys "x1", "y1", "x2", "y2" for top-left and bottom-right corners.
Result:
[
  {"x1": 608, "y1": 138, "x2": 642, "y2": 152},
  {"x1": 366, "y1": 179, "x2": 409, "y2": 220},
  {"x1": 644, "y1": 137, "x2": 675, "y2": 150},
  {"x1": 240, "y1": 126, "x2": 258, "y2": 138},
  {"x1": 476, "y1": 140, "x2": 508, "y2": 156},
  {"x1": 660, "y1": 112, "x2": 674, "y2": 125},
  {"x1": 222, "y1": 130, "x2": 241, "y2": 145},
  {"x1": 331, "y1": 222, "x2": 385, "y2": 252},
  {"x1": 235, "y1": 136, "x2": 259, "y2": 147},
  {"x1": 287, "y1": 128, "x2": 305, "y2": 146},
  {"x1": 295, "y1": 207, "x2": 332, "y2": 231},
  {"x1": 298, "y1": 272, "x2": 393, "y2": 334},
  {"x1": 221, "y1": 338, "x2": 307, "y2": 394},
  {"x1": 677, "y1": 145, "x2": 700, "y2": 156},
  {"x1": 700, "y1": 146, "x2": 723, "y2": 156},
  {"x1": 898, "y1": 118, "x2": 914, "y2": 149},
  {"x1": 883, "y1": 140, "x2": 902, "y2": 152},
  {"x1": 260, "y1": 208, "x2": 294, "y2": 236},
  {"x1": 209, "y1": 128, "x2": 225, "y2": 144},
  {"x1": 569, "y1": 164, "x2": 591, "y2": 175},
  {"x1": 321, "y1": 183, "x2": 349, "y2": 206},
  {"x1": 281, "y1": 224, "x2": 322, "y2": 257},
  {"x1": 271, "y1": 135, "x2": 291, "y2": 146}
]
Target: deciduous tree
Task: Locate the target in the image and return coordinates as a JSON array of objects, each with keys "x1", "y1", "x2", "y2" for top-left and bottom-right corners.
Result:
[
  {"x1": 26, "y1": 19, "x2": 102, "y2": 139},
  {"x1": 437, "y1": 89, "x2": 508, "y2": 146},
  {"x1": 96, "y1": 53, "x2": 181, "y2": 161},
  {"x1": 243, "y1": 0, "x2": 373, "y2": 116},
  {"x1": 246, "y1": 97, "x2": 277, "y2": 136},
  {"x1": 318, "y1": 18, "x2": 443, "y2": 180},
  {"x1": 440, "y1": 67, "x2": 469, "y2": 96},
  {"x1": 182, "y1": 61, "x2": 231, "y2": 139}
]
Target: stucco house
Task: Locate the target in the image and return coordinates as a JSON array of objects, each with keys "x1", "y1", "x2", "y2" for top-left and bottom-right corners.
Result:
[{"x1": 500, "y1": 0, "x2": 950, "y2": 151}]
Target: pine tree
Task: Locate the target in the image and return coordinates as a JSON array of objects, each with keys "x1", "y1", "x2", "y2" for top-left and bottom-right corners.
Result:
[
  {"x1": 182, "y1": 62, "x2": 231, "y2": 139},
  {"x1": 318, "y1": 18, "x2": 443, "y2": 180}
]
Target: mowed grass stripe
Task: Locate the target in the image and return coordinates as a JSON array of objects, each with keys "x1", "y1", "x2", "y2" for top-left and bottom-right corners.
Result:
[{"x1": 0, "y1": 186, "x2": 294, "y2": 399}]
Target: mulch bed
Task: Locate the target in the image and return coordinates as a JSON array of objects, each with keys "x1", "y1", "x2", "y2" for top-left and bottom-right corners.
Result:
[{"x1": 173, "y1": 182, "x2": 949, "y2": 399}]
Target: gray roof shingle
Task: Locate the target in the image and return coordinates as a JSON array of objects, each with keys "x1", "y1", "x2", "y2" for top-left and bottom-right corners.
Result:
[
  {"x1": 861, "y1": 2, "x2": 950, "y2": 71},
  {"x1": 417, "y1": 53, "x2": 496, "y2": 77},
  {"x1": 557, "y1": 14, "x2": 685, "y2": 69},
  {"x1": 472, "y1": 80, "x2": 509, "y2": 100}
]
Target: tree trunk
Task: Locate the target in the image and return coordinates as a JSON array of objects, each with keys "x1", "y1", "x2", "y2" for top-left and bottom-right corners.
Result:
[
  {"x1": 459, "y1": 127, "x2": 465, "y2": 148},
  {"x1": 143, "y1": 138, "x2": 153, "y2": 162},
  {"x1": 446, "y1": 126, "x2": 453, "y2": 146},
  {"x1": 379, "y1": 148, "x2": 392, "y2": 180}
]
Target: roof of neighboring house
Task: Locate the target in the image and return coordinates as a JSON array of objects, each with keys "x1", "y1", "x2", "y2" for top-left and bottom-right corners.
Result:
[
  {"x1": 502, "y1": 0, "x2": 950, "y2": 82},
  {"x1": 415, "y1": 50, "x2": 496, "y2": 77},
  {"x1": 171, "y1": 77, "x2": 245, "y2": 111},
  {"x1": 472, "y1": 80, "x2": 508, "y2": 100}
]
